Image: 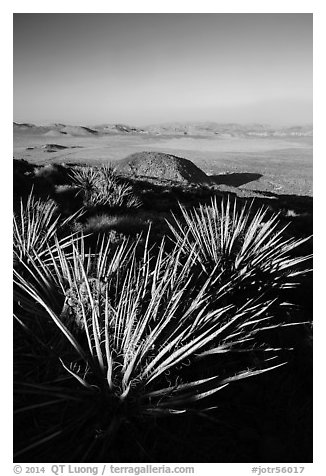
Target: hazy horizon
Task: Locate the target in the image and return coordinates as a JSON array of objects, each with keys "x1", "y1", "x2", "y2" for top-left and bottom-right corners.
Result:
[
  {"x1": 13, "y1": 118, "x2": 313, "y2": 129},
  {"x1": 14, "y1": 13, "x2": 312, "y2": 127}
]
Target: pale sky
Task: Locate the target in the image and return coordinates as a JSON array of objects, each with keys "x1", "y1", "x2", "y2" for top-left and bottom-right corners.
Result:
[{"x1": 13, "y1": 13, "x2": 312, "y2": 126}]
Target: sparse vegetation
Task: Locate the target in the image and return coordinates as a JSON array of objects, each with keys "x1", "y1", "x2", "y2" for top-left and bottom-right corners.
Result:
[
  {"x1": 77, "y1": 213, "x2": 150, "y2": 237},
  {"x1": 13, "y1": 190, "x2": 80, "y2": 265},
  {"x1": 70, "y1": 165, "x2": 142, "y2": 210},
  {"x1": 13, "y1": 158, "x2": 312, "y2": 463}
]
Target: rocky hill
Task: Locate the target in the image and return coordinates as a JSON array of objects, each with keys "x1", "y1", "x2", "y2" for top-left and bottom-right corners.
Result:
[{"x1": 116, "y1": 151, "x2": 212, "y2": 185}]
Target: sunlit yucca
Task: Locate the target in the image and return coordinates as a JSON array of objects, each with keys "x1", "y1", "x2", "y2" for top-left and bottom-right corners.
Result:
[
  {"x1": 88, "y1": 182, "x2": 142, "y2": 209},
  {"x1": 13, "y1": 231, "x2": 290, "y2": 457},
  {"x1": 13, "y1": 191, "x2": 80, "y2": 264},
  {"x1": 69, "y1": 166, "x2": 99, "y2": 201},
  {"x1": 167, "y1": 197, "x2": 311, "y2": 296},
  {"x1": 70, "y1": 165, "x2": 142, "y2": 209}
]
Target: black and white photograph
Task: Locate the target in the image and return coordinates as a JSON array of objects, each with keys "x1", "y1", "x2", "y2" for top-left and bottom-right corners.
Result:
[{"x1": 12, "y1": 10, "x2": 313, "y2": 465}]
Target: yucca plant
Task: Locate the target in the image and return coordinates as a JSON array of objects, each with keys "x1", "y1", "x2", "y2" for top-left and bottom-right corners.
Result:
[
  {"x1": 98, "y1": 164, "x2": 117, "y2": 185},
  {"x1": 95, "y1": 165, "x2": 142, "y2": 209},
  {"x1": 70, "y1": 165, "x2": 142, "y2": 210},
  {"x1": 14, "y1": 230, "x2": 293, "y2": 460},
  {"x1": 69, "y1": 166, "x2": 99, "y2": 202},
  {"x1": 13, "y1": 190, "x2": 82, "y2": 266},
  {"x1": 167, "y1": 197, "x2": 312, "y2": 303},
  {"x1": 87, "y1": 182, "x2": 141, "y2": 209}
]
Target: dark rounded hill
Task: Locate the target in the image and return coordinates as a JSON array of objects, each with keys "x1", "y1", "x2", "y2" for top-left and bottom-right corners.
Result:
[{"x1": 116, "y1": 151, "x2": 211, "y2": 185}]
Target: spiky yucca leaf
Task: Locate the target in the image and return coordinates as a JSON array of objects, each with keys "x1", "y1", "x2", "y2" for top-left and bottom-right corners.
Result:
[
  {"x1": 98, "y1": 164, "x2": 117, "y2": 184},
  {"x1": 14, "y1": 232, "x2": 134, "y2": 320},
  {"x1": 69, "y1": 167, "x2": 99, "y2": 200},
  {"x1": 167, "y1": 197, "x2": 311, "y2": 295},
  {"x1": 13, "y1": 191, "x2": 81, "y2": 264}
]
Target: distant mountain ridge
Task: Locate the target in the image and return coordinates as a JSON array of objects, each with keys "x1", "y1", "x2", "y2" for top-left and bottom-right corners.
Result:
[
  {"x1": 143, "y1": 122, "x2": 313, "y2": 137},
  {"x1": 13, "y1": 121, "x2": 313, "y2": 138},
  {"x1": 14, "y1": 122, "x2": 98, "y2": 137}
]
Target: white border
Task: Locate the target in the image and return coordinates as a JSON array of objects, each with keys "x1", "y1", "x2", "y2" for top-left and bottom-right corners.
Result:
[{"x1": 3, "y1": 2, "x2": 323, "y2": 473}]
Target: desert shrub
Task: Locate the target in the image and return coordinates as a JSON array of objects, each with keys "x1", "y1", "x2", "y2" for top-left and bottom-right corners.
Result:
[
  {"x1": 34, "y1": 164, "x2": 70, "y2": 186},
  {"x1": 13, "y1": 158, "x2": 35, "y2": 175},
  {"x1": 87, "y1": 182, "x2": 141, "y2": 209},
  {"x1": 13, "y1": 159, "x2": 35, "y2": 202},
  {"x1": 69, "y1": 165, "x2": 142, "y2": 210},
  {"x1": 78, "y1": 213, "x2": 150, "y2": 237},
  {"x1": 53, "y1": 184, "x2": 84, "y2": 214}
]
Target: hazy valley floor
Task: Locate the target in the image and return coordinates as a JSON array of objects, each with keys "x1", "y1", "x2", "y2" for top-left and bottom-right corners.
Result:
[{"x1": 13, "y1": 133, "x2": 313, "y2": 197}]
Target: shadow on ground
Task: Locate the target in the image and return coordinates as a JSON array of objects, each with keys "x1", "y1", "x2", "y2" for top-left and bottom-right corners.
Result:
[{"x1": 210, "y1": 173, "x2": 263, "y2": 187}]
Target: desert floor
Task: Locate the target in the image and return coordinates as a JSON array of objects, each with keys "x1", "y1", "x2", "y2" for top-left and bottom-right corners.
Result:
[{"x1": 13, "y1": 133, "x2": 313, "y2": 196}]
